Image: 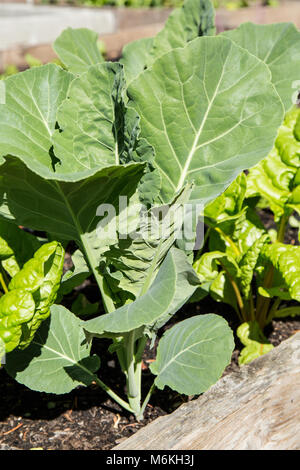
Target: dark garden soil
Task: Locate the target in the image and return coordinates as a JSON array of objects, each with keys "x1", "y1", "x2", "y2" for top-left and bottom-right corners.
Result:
[{"x1": 0, "y1": 209, "x2": 300, "y2": 450}]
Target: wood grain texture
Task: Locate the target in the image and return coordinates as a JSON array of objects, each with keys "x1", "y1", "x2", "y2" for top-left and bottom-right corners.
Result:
[{"x1": 115, "y1": 332, "x2": 300, "y2": 450}]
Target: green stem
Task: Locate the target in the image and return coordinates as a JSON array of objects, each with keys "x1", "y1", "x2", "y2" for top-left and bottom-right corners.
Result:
[
  {"x1": 266, "y1": 297, "x2": 281, "y2": 324},
  {"x1": 256, "y1": 213, "x2": 289, "y2": 328},
  {"x1": 219, "y1": 261, "x2": 246, "y2": 323},
  {"x1": 93, "y1": 376, "x2": 134, "y2": 414},
  {"x1": 140, "y1": 382, "x2": 156, "y2": 419}
]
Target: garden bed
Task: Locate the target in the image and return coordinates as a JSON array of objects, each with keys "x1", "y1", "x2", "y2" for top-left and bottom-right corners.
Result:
[{"x1": 0, "y1": 209, "x2": 299, "y2": 450}]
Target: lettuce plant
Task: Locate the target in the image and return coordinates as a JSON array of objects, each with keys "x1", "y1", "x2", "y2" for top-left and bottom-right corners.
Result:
[
  {"x1": 0, "y1": 0, "x2": 299, "y2": 419},
  {"x1": 194, "y1": 107, "x2": 300, "y2": 365}
]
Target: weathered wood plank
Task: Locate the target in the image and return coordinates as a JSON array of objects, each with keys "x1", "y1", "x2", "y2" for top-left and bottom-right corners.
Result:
[{"x1": 115, "y1": 332, "x2": 300, "y2": 450}]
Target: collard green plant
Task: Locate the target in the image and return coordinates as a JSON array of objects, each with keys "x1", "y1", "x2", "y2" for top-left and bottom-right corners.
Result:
[
  {"x1": 193, "y1": 107, "x2": 300, "y2": 365},
  {"x1": 0, "y1": 0, "x2": 298, "y2": 418}
]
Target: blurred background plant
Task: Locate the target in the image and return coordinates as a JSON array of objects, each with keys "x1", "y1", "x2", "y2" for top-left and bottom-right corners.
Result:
[{"x1": 39, "y1": 0, "x2": 278, "y2": 9}]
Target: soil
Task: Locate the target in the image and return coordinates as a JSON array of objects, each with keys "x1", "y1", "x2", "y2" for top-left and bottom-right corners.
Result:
[{"x1": 0, "y1": 209, "x2": 299, "y2": 450}]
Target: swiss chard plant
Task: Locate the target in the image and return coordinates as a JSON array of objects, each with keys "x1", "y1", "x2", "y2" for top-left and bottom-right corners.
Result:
[
  {"x1": 0, "y1": 0, "x2": 299, "y2": 419},
  {"x1": 194, "y1": 106, "x2": 300, "y2": 365}
]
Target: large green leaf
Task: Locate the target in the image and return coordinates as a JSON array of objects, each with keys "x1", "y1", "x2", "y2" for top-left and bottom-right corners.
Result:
[
  {"x1": 128, "y1": 36, "x2": 284, "y2": 204},
  {"x1": 53, "y1": 63, "x2": 124, "y2": 178},
  {"x1": 53, "y1": 28, "x2": 104, "y2": 75},
  {"x1": 52, "y1": 63, "x2": 156, "y2": 186},
  {"x1": 150, "y1": 314, "x2": 234, "y2": 394},
  {"x1": 222, "y1": 22, "x2": 300, "y2": 112},
  {"x1": 5, "y1": 305, "x2": 100, "y2": 394},
  {"x1": 121, "y1": 0, "x2": 215, "y2": 84},
  {"x1": 147, "y1": 0, "x2": 215, "y2": 66},
  {"x1": 102, "y1": 186, "x2": 191, "y2": 298},
  {"x1": 0, "y1": 65, "x2": 73, "y2": 180},
  {"x1": 121, "y1": 37, "x2": 153, "y2": 84},
  {"x1": 83, "y1": 248, "x2": 199, "y2": 336},
  {"x1": 0, "y1": 159, "x2": 145, "y2": 298}
]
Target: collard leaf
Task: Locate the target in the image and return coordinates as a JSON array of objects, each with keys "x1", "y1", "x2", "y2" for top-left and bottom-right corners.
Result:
[
  {"x1": 83, "y1": 248, "x2": 199, "y2": 336},
  {"x1": 52, "y1": 63, "x2": 156, "y2": 185},
  {"x1": 53, "y1": 28, "x2": 104, "y2": 74},
  {"x1": 128, "y1": 36, "x2": 284, "y2": 204},
  {"x1": 0, "y1": 159, "x2": 145, "y2": 301},
  {"x1": 102, "y1": 186, "x2": 191, "y2": 298},
  {"x1": 0, "y1": 65, "x2": 73, "y2": 180},
  {"x1": 237, "y1": 321, "x2": 273, "y2": 365},
  {"x1": 53, "y1": 63, "x2": 124, "y2": 178},
  {"x1": 222, "y1": 22, "x2": 300, "y2": 112},
  {"x1": 150, "y1": 314, "x2": 234, "y2": 394},
  {"x1": 121, "y1": 0, "x2": 215, "y2": 84},
  {"x1": 5, "y1": 305, "x2": 100, "y2": 394},
  {"x1": 121, "y1": 37, "x2": 153, "y2": 84},
  {"x1": 148, "y1": 0, "x2": 215, "y2": 66}
]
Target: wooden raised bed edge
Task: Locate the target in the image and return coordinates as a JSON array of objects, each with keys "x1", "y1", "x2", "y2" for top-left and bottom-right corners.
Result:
[{"x1": 114, "y1": 332, "x2": 300, "y2": 450}]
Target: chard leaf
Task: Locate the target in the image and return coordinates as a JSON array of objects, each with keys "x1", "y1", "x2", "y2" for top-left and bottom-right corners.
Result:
[
  {"x1": 150, "y1": 314, "x2": 234, "y2": 395},
  {"x1": 0, "y1": 220, "x2": 40, "y2": 277},
  {"x1": 0, "y1": 65, "x2": 73, "y2": 179},
  {"x1": 53, "y1": 27, "x2": 104, "y2": 74},
  {"x1": 247, "y1": 107, "x2": 300, "y2": 220},
  {"x1": 102, "y1": 186, "x2": 191, "y2": 298},
  {"x1": 83, "y1": 248, "x2": 199, "y2": 336},
  {"x1": 237, "y1": 321, "x2": 273, "y2": 366},
  {"x1": 128, "y1": 36, "x2": 284, "y2": 204},
  {"x1": 204, "y1": 173, "x2": 247, "y2": 224},
  {"x1": 5, "y1": 305, "x2": 100, "y2": 394},
  {"x1": 258, "y1": 243, "x2": 300, "y2": 302},
  {"x1": 9, "y1": 241, "x2": 65, "y2": 348},
  {"x1": 147, "y1": 0, "x2": 215, "y2": 66},
  {"x1": 0, "y1": 290, "x2": 35, "y2": 355},
  {"x1": 222, "y1": 22, "x2": 300, "y2": 112}
]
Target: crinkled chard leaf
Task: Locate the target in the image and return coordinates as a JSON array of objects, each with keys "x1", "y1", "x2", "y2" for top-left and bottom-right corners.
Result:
[
  {"x1": 237, "y1": 321, "x2": 273, "y2": 366},
  {"x1": 150, "y1": 314, "x2": 234, "y2": 395},
  {"x1": 5, "y1": 305, "x2": 100, "y2": 394},
  {"x1": 53, "y1": 27, "x2": 104, "y2": 75},
  {"x1": 128, "y1": 36, "x2": 284, "y2": 204},
  {"x1": 9, "y1": 241, "x2": 64, "y2": 348},
  {"x1": 0, "y1": 219, "x2": 40, "y2": 277},
  {"x1": 0, "y1": 290, "x2": 35, "y2": 357},
  {"x1": 247, "y1": 106, "x2": 300, "y2": 220},
  {"x1": 257, "y1": 243, "x2": 300, "y2": 303}
]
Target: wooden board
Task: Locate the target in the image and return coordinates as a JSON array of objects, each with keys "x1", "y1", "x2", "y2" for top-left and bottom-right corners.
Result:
[{"x1": 115, "y1": 332, "x2": 300, "y2": 450}]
